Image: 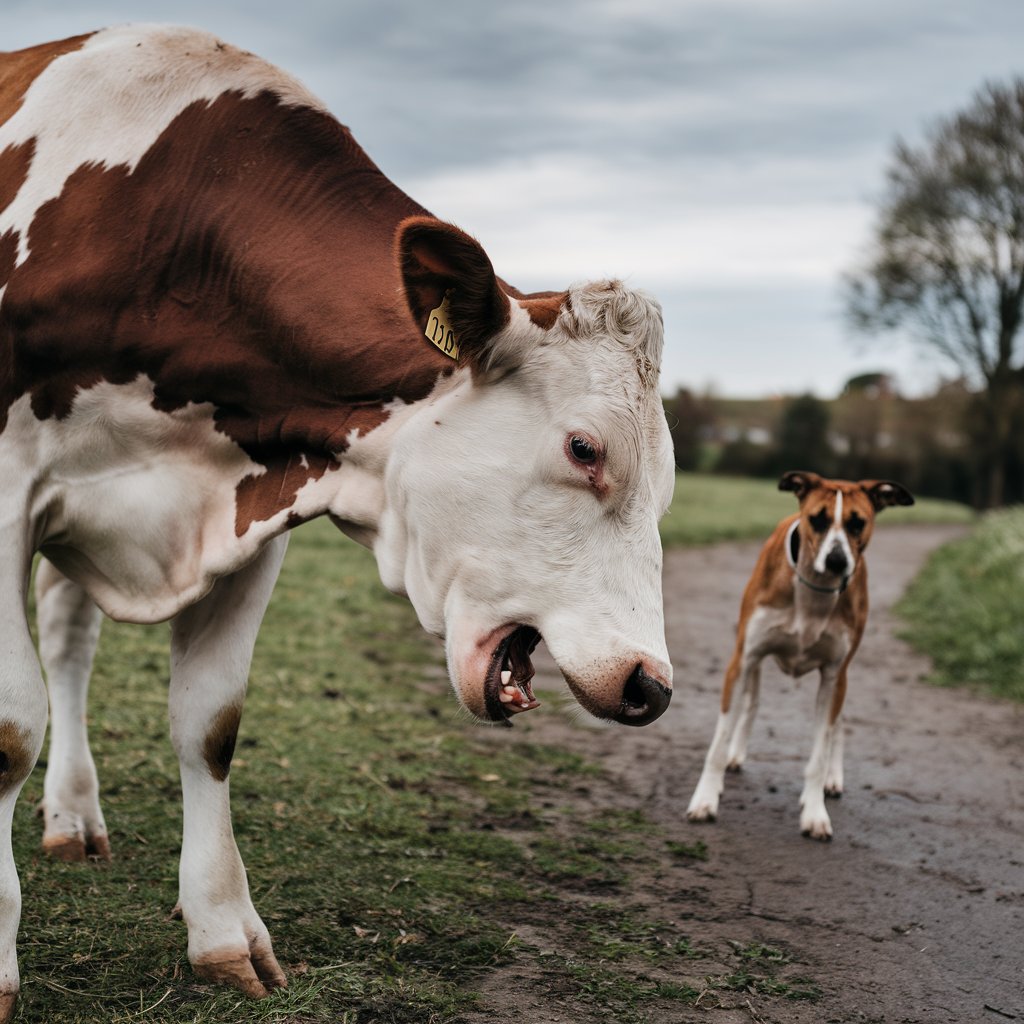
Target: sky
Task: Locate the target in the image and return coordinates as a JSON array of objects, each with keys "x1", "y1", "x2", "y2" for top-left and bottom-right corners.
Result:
[{"x1": 4, "y1": 0, "x2": 1024, "y2": 398}]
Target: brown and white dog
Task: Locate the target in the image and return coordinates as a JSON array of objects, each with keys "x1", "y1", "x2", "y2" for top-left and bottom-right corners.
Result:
[{"x1": 686, "y1": 470, "x2": 914, "y2": 840}]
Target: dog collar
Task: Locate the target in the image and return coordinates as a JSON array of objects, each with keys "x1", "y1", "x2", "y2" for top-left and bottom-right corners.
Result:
[{"x1": 785, "y1": 520, "x2": 851, "y2": 594}]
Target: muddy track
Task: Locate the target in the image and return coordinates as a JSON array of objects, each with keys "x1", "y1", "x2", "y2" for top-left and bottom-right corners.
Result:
[{"x1": 473, "y1": 524, "x2": 1023, "y2": 1023}]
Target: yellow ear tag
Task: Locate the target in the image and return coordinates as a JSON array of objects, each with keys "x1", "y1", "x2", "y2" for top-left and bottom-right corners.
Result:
[{"x1": 425, "y1": 293, "x2": 460, "y2": 360}]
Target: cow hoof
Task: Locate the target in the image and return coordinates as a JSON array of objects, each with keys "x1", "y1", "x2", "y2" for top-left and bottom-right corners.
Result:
[
  {"x1": 42, "y1": 832, "x2": 111, "y2": 862},
  {"x1": 193, "y1": 945, "x2": 287, "y2": 999},
  {"x1": 0, "y1": 991, "x2": 16, "y2": 1024}
]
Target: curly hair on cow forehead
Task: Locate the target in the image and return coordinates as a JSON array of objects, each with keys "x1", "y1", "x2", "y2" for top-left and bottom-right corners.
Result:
[{"x1": 560, "y1": 280, "x2": 664, "y2": 391}]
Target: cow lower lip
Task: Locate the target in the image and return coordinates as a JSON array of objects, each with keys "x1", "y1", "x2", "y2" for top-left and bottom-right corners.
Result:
[{"x1": 484, "y1": 626, "x2": 542, "y2": 725}]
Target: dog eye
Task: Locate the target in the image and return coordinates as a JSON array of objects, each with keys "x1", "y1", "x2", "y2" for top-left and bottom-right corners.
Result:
[
  {"x1": 809, "y1": 509, "x2": 830, "y2": 533},
  {"x1": 846, "y1": 513, "x2": 865, "y2": 536},
  {"x1": 568, "y1": 435, "x2": 598, "y2": 464}
]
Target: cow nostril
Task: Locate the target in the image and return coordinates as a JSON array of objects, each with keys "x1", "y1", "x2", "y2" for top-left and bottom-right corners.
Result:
[{"x1": 614, "y1": 665, "x2": 671, "y2": 727}]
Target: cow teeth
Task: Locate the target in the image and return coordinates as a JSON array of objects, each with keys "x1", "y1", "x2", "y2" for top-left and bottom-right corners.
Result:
[{"x1": 501, "y1": 670, "x2": 511, "y2": 684}]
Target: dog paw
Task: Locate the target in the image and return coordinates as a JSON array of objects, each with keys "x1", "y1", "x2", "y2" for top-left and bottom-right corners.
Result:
[
  {"x1": 800, "y1": 812, "x2": 833, "y2": 841},
  {"x1": 686, "y1": 799, "x2": 718, "y2": 823}
]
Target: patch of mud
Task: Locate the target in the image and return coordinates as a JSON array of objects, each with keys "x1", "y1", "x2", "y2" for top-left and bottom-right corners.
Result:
[{"x1": 465, "y1": 525, "x2": 1024, "y2": 1024}]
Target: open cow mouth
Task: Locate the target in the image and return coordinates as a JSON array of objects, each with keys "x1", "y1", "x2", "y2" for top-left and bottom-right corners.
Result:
[{"x1": 484, "y1": 625, "x2": 542, "y2": 725}]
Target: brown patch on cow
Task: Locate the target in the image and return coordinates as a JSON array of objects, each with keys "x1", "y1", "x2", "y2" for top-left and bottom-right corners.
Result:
[
  {"x1": 235, "y1": 451, "x2": 338, "y2": 536},
  {"x1": 0, "y1": 34, "x2": 92, "y2": 128},
  {"x1": 0, "y1": 140, "x2": 35, "y2": 290},
  {"x1": 2, "y1": 36, "x2": 571, "y2": 535},
  {"x1": 0, "y1": 138, "x2": 34, "y2": 213},
  {"x1": 0, "y1": 719, "x2": 34, "y2": 796},
  {"x1": 203, "y1": 703, "x2": 243, "y2": 782},
  {"x1": 0, "y1": 230, "x2": 15, "y2": 290},
  {"x1": 0, "y1": 85, "x2": 466, "y2": 534},
  {"x1": 519, "y1": 292, "x2": 566, "y2": 330}
]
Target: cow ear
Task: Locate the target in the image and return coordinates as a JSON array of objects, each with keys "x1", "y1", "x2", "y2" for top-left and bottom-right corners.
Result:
[
  {"x1": 778, "y1": 470, "x2": 821, "y2": 500},
  {"x1": 396, "y1": 217, "x2": 511, "y2": 373},
  {"x1": 860, "y1": 479, "x2": 915, "y2": 511}
]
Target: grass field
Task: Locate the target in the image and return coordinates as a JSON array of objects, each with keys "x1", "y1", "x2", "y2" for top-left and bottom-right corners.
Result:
[
  {"x1": 660, "y1": 472, "x2": 976, "y2": 548},
  {"x1": 895, "y1": 505, "x2": 1024, "y2": 702},
  {"x1": 10, "y1": 473, "x2": 978, "y2": 1022},
  {"x1": 14, "y1": 507, "x2": 822, "y2": 1024}
]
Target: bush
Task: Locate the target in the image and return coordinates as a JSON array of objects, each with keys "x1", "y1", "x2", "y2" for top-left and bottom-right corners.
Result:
[{"x1": 896, "y1": 507, "x2": 1024, "y2": 701}]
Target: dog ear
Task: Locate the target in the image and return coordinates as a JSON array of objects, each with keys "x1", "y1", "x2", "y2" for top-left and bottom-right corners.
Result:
[
  {"x1": 860, "y1": 480, "x2": 915, "y2": 511},
  {"x1": 778, "y1": 470, "x2": 821, "y2": 500}
]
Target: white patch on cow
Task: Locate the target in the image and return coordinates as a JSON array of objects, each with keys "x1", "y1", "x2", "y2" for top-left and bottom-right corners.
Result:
[
  {"x1": 0, "y1": 376, "x2": 262, "y2": 622},
  {"x1": 0, "y1": 24, "x2": 325, "y2": 265}
]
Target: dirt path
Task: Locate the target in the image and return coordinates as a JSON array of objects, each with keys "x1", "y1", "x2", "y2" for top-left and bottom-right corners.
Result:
[{"x1": 478, "y1": 524, "x2": 1024, "y2": 1023}]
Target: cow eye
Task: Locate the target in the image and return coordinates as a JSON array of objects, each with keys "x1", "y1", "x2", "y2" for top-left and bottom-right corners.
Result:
[
  {"x1": 846, "y1": 513, "x2": 865, "y2": 536},
  {"x1": 569, "y1": 435, "x2": 598, "y2": 464},
  {"x1": 809, "y1": 509, "x2": 830, "y2": 533}
]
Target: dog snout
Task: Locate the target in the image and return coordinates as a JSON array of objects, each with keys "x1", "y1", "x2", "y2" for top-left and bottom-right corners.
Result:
[{"x1": 824, "y1": 547, "x2": 849, "y2": 576}]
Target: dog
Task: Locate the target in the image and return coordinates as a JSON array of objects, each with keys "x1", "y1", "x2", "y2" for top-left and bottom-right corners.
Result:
[{"x1": 686, "y1": 470, "x2": 914, "y2": 839}]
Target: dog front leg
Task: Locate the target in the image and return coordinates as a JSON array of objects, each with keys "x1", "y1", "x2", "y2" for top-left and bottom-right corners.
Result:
[
  {"x1": 800, "y1": 663, "x2": 846, "y2": 839},
  {"x1": 687, "y1": 652, "x2": 757, "y2": 822},
  {"x1": 824, "y1": 712, "x2": 845, "y2": 798},
  {"x1": 726, "y1": 659, "x2": 761, "y2": 772}
]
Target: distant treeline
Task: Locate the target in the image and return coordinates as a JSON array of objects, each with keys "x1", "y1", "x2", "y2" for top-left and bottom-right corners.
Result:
[{"x1": 664, "y1": 374, "x2": 1024, "y2": 508}]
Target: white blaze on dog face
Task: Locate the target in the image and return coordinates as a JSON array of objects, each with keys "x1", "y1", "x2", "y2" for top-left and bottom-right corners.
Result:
[
  {"x1": 382, "y1": 220, "x2": 674, "y2": 726},
  {"x1": 812, "y1": 489, "x2": 856, "y2": 576}
]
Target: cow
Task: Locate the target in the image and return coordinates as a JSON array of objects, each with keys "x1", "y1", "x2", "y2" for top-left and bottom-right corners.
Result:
[{"x1": 0, "y1": 24, "x2": 675, "y2": 1015}]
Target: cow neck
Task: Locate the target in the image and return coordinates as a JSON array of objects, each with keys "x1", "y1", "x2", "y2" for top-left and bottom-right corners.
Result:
[{"x1": 1, "y1": 90, "x2": 462, "y2": 534}]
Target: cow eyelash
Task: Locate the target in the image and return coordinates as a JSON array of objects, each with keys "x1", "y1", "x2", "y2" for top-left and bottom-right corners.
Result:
[{"x1": 567, "y1": 434, "x2": 600, "y2": 465}]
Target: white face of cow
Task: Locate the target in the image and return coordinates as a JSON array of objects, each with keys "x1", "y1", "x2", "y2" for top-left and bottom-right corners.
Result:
[{"x1": 371, "y1": 219, "x2": 674, "y2": 727}]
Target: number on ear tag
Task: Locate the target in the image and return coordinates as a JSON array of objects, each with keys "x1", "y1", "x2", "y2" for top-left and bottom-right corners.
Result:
[{"x1": 425, "y1": 293, "x2": 460, "y2": 360}]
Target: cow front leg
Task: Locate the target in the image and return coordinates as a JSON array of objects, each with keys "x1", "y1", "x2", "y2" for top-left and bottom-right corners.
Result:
[
  {"x1": 0, "y1": 581, "x2": 50, "y2": 1022},
  {"x1": 169, "y1": 536, "x2": 289, "y2": 998},
  {"x1": 35, "y1": 560, "x2": 108, "y2": 861}
]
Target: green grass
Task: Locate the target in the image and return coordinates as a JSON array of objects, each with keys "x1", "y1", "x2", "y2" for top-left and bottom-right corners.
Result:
[
  {"x1": 13, "y1": 518, "x2": 823, "y2": 1023},
  {"x1": 659, "y1": 472, "x2": 976, "y2": 548},
  {"x1": 895, "y1": 506, "x2": 1024, "y2": 701}
]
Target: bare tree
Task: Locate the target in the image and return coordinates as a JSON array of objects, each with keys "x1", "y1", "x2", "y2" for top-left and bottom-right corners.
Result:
[{"x1": 845, "y1": 79, "x2": 1024, "y2": 506}]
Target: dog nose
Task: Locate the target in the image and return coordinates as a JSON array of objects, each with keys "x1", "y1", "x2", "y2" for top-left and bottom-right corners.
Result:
[
  {"x1": 612, "y1": 663, "x2": 672, "y2": 726},
  {"x1": 824, "y1": 548, "x2": 849, "y2": 575}
]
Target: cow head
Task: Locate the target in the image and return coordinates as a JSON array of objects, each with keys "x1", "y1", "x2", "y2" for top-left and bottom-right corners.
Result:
[{"x1": 372, "y1": 217, "x2": 674, "y2": 727}]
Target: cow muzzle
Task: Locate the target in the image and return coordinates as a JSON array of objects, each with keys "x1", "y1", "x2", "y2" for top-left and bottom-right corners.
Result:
[
  {"x1": 563, "y1": 656, "x2": 673, "y2": 726},
  {"x1": 615, "y1": 663, "x2": 672, "y2": 726}
]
